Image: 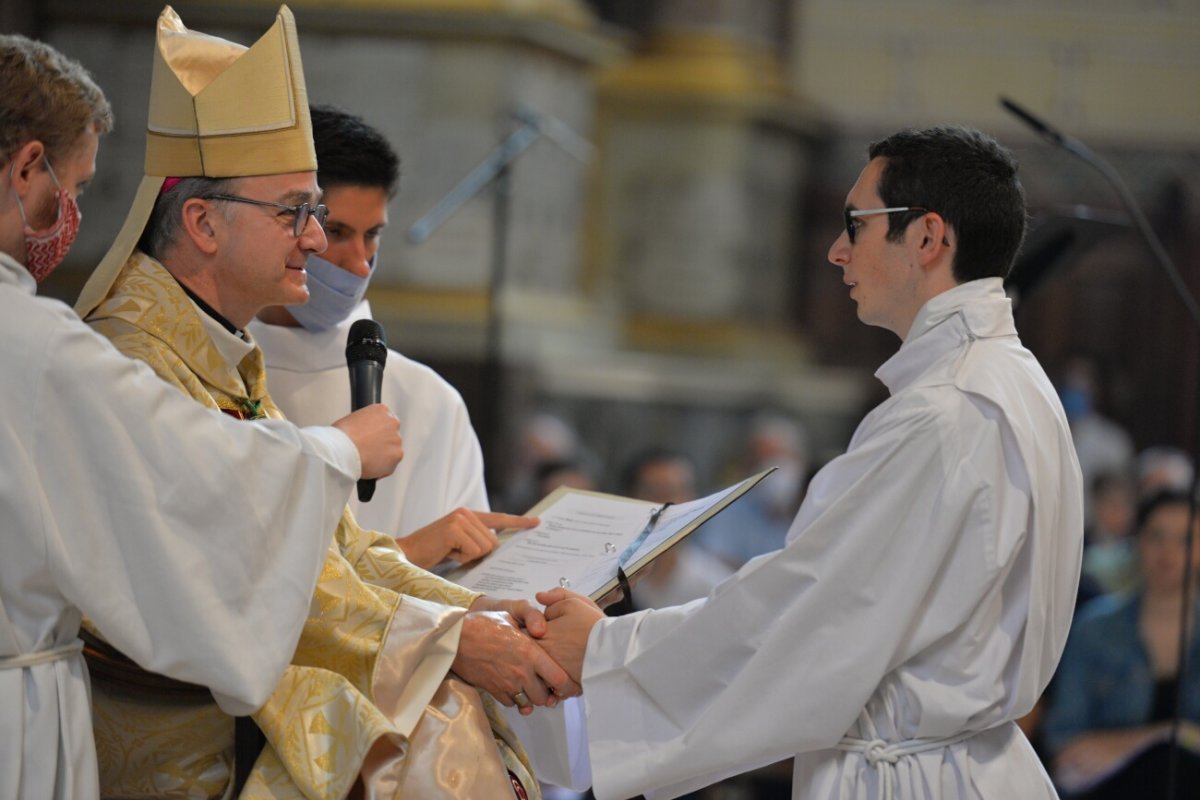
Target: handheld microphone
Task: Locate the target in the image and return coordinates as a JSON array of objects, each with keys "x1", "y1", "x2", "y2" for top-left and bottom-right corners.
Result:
[{"x1": 345, "y1": 319, "x2": 388, "y2": 502}]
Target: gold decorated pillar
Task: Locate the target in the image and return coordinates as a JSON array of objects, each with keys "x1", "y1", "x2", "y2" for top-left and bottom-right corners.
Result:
[{"x1": 587, "y1": 0, "x2": 825, "y2": 358}]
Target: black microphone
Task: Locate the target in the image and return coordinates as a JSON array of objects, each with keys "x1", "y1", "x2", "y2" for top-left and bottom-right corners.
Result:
[
  {"x1": 346, "y1": 319, "x2": 388, "y2": 502},
  {"x1": 999, "y1": 97, "x2": 1071, "y2": 149}
]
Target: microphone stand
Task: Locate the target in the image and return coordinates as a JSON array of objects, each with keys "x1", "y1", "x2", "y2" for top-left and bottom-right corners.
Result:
[
  {"x1": 1005, "y1": 204, "x2": 1131, "y2": 304},
  {"x1": 406, "y1": 107, "x2": 593, "y2": 494},
  {"x1": 1001, "y1": 97, "x2": 1199, "y2": 800}
]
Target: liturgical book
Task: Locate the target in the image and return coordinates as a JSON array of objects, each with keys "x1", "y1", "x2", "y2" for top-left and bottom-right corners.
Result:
[{"x1": 455, "y1": 468, "x2": 774, "y2": 602}]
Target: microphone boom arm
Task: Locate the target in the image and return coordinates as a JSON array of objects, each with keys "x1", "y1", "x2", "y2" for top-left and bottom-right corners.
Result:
[{"x1": 1000, "y1": 96, "x2": 1200, "y2": 327}]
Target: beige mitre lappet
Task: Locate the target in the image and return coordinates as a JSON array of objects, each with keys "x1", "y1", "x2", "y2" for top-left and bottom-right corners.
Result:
[{"x1": 76, "y1": 3, "x2": 315, "y2": 319}]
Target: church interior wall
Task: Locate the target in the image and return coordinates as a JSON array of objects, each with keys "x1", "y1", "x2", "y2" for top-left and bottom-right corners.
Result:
[{"x1": 22, "y1": 0, "x2": 1200, "y2": 499}]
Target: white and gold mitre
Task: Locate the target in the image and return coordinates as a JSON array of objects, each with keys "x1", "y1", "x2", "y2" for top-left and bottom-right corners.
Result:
[
  {"x1": 77, "y1": 4, "x2": 315, "y2": 317},
  {"x1": 144, "y1": 5, "x2": 314, "y2": 177}
]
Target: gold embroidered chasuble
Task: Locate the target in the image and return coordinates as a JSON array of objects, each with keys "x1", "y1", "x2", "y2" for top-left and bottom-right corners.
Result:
[{"x1": 84, "y1": 251, "x2": 536, "y2": 800}]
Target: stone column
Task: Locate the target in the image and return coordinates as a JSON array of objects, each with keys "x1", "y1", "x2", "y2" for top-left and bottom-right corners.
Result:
[{"x1": 588, "y1": 0, "x2": 823, "y2": 350}]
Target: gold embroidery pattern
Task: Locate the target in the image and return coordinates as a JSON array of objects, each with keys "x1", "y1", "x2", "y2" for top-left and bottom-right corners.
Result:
[
  {"x1": 344, "y1": 513, "x2": 481, "y2": 608},
  {"x1": 91, "y1": 688, "x2": 232, "y2": 798},
  {"x1": 359, "y1": 542, "x2": 480, "y2": 607},
  {"x1": 249, "y1": 665, "x2": 396, "y2": 798}
]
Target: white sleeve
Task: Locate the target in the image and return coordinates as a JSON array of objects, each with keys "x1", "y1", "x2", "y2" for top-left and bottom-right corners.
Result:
[
  {"x1": 36, "y1": 314, "x2": 356, "y2": 714},
  {"x1": 442, "y1": 393, "x2": 490, "y2": 512}
]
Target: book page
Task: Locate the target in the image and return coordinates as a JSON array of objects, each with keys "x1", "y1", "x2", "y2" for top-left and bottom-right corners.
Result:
[
  {"x1": 457, "y1": 491, "x2": 656, "y2": 600},
  {"x1": 621, "y1": 481, "x2": 745, "y2": 569},
  {"x1": 455, "y1": 471, "x2": 770, "y2": 601}
]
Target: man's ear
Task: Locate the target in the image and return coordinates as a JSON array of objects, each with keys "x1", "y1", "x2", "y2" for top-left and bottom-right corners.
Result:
[
  {"x1": 914, "y1": 211, "x2": 952, "y2": 269},
  {"x1": 6, "y1": 140, "x2": 47, "y2": 195},
  {"x1": 180, "y1": 197, "x2": 221, "y2": 256}
]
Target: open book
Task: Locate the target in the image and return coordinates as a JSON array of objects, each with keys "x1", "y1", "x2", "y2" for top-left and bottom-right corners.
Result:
[{"x1": 453, "y1": 468, "x2": 774, "y2": 602}]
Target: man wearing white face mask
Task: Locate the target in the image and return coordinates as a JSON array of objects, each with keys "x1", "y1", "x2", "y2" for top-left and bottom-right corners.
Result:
[
  {"x1": 251, "y1": 104, "x2": 596, "y2": 797},
  {"x1": 250, "y1": 105, "x2": 535, "y2": 571},
  {"x1": 694, "y1": 412, "x2": 810, "y2": 569}
]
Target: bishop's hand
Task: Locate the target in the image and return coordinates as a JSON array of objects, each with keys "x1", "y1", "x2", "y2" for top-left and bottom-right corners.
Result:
[
  {"x1": 331, "y1": 403, "x2": 403, "y2": 479},
  {"x1": 452, "y1": 598, "x2": 581, "y2": 715}
]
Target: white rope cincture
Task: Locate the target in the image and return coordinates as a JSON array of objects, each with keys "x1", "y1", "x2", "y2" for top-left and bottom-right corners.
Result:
[
  {"x1": 0, "y1": 638, "x2": 84, "y2": 670},
  {"x1": 835, "y1": 712, "x2": 977, "y2": 800}
]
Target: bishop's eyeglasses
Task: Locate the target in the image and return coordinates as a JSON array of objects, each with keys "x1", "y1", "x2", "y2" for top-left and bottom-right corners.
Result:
[{"x1": 205, "y1": 194, "x2": 329, "y2": 238}]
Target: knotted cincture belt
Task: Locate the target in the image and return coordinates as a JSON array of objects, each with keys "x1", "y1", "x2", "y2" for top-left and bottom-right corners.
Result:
[{"x1": 835, "y1": 712, "x2": 977, "y2": 800}]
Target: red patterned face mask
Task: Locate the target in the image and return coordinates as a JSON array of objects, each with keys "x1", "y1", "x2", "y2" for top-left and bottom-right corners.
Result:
[{"x1": 14, "y1": 159, "x2": 81, "y2": 283}]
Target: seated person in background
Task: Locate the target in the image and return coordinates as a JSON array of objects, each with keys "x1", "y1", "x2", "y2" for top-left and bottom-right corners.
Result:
[
  {"x1": 1058, "y1": 355, "x2": 1133, "y2": 519},
  {"x1": 618, "y1": 447, "x2": 732, "y2": 610},
  {"x1": 75, "y1": 8, "x2": 573, "y2": 798},
  {"x1": 693, "y1": 412, "x2": 809, "y2": 568},
  {"x1": 1043, "y1": 488, "x2": 1200, "y2": 797},
  {"x1": 249, "y1": 105, "x2": 536, "y2": 570},
  {"x1": 1136, "y1": 445, "x2": 1194, "y2": 496},
  {"x1": 505, "y1": 412, "x2": 592, "y2": 511},
  {"x1": 1081, "y1": 470, "x2": 1138, "y2": 595},
  {"x1": 535, "y1": 457, "x2": 598, "y2": 496}
]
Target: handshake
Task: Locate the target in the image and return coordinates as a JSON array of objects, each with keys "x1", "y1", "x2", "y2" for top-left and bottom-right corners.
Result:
[{"x1": 450, "y1": 589, "x2": 608, "y2": 715}]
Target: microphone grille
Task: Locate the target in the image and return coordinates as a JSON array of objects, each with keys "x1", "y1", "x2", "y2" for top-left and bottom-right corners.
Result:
[{"x1": 346, "y1": 319, "x2": 388, "y2": 366}]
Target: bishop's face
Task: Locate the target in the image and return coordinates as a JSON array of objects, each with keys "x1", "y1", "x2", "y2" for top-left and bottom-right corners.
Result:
[
  {"x1": 210, "y1": 171, "x2": 327, "y2": 327},
  {"x1": 826, "y1": 158, "x2": 924, "y2": 339}
]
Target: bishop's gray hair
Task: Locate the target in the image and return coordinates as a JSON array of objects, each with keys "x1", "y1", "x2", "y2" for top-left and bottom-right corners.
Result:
[{"x1": 138, "y1": 176, "x2": 239, "y2": 261}]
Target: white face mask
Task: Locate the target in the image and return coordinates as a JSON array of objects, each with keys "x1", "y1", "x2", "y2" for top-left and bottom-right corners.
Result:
[
  {"x1": 287, "y1": 253, "x2": 376, "y2": 332},
  {"x1": 753, "y1": 458, "x2": 804, "y2": 515}
]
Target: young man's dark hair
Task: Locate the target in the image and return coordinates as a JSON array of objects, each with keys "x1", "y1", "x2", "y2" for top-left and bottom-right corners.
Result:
[
  {"x1": 309, "y1": 104, "x2": 400, "y2": 197},
  {"x1": 868, "y1": 126, "x2": 1026, "y2": 283}
]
